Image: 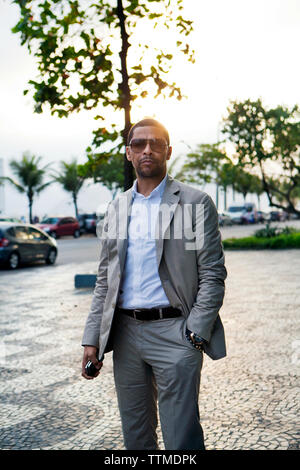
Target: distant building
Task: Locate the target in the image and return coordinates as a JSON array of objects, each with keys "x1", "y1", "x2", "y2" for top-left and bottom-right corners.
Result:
[{"x1": 0, "y1": 159, "x2": 5, "y2": 214}]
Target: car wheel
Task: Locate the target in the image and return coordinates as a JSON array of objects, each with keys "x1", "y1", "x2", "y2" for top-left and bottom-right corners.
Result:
[
  {"x1": 73, "y1": 229, "x2": 80, "y2": 238},
  {"x1": 8, "y1": 252, "x2": 20, "y2": 270},
  {"x1": 46, "y1": 248, "x2": 57, "y2": 265},
  {"x1": 49, "y1": 231, "x2": 57, "y2": 239}
]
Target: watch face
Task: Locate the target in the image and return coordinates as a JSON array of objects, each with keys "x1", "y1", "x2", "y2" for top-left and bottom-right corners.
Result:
[
  {"x1": 185, "y1": 332, "x2": 204, "y2": 351},
  {"x1": 193, "y1": 334, "x2": 203, "y2": 344}
]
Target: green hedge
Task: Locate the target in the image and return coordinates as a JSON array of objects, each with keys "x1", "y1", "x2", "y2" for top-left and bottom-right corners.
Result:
[{"x1": 223, "y1": 232, "x2": 300, "y2": 250}]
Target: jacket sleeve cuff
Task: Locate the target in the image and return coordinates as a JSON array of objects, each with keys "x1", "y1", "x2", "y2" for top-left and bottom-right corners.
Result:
[{"x1": 81, "y1": 331, "x2": 99, "y2": 348}]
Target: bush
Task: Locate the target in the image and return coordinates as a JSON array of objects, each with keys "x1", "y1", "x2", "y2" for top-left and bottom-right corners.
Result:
[
  {"x1": 254, "y1": 223, "x2": 297, "y2": 239},
  {"x1": 223, "y1": 232, "x2": 300, "y2": 250}
]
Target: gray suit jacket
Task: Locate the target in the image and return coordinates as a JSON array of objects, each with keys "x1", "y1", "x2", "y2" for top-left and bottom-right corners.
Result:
[{"x1": 82, "y1": 175, "x2": 227, "y2": 360}]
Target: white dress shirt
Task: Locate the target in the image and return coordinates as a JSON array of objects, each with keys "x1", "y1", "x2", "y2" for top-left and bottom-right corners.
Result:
[{"x1": 118, "y1": 174, "x2": 171, "y2": 309}]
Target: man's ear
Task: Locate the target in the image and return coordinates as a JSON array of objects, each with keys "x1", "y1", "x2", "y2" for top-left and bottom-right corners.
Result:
[
  {"x1": 166, "y1": 146, "x2": 172, "y2": 161},
  {"x1": 126, "y1": 146, "x2": 132, "y2": 161}
]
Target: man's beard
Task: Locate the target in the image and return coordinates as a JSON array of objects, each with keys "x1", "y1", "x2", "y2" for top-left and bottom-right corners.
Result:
[{"x1": 135, "y1": 159, "x2": 165, "y2": 178}]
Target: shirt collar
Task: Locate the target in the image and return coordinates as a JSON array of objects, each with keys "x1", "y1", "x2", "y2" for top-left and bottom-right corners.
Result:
[{"x1": 132, "y1": 173, "x2": 168, "y2": 200}]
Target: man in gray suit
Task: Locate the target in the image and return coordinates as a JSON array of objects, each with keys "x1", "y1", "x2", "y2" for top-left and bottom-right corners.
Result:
[{"x1": 81, "y1": 118, "x2": 227, "y2": 450}]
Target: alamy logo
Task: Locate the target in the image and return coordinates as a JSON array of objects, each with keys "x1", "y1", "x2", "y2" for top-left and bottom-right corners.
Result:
[{"x1": 97, "y1": 199, "x2": 206, "y2": 251}]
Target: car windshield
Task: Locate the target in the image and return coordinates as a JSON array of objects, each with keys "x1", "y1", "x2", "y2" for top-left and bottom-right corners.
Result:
[
  {"x1": 228, "y1": 206, "x2": 246, "y2": 213},
  {"x1": 41, "y1": 218, "x2": 59, "y2": 224}
]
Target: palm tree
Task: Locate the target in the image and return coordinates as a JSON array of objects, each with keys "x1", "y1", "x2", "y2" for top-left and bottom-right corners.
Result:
[
  {"x1": 215, "y1": 161, "x2": 237, "y2": 210},
  {"x1": 52, "y1": 159, "x2": 85, "y2": 218},
  {"x1": 0, "y1": 152, "x2": 52, "y2": 223}
]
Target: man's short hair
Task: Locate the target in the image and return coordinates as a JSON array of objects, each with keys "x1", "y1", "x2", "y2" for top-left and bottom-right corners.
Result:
[{"x1": 127, "y1": 118, "x2": 170, "y2": 146}]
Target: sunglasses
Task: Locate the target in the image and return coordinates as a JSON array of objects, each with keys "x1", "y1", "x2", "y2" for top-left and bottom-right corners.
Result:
[{"x1": 129, "y1": 138, "x2": 168, "y2": 153}]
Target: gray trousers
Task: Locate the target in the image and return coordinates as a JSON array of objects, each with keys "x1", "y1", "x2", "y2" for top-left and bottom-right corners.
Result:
[{"x1": 112, "y1": 313, "x2": 205, "y2": 450}]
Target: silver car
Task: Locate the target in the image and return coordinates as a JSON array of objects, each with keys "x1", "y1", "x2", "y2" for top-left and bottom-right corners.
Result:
[{"x1": 0, "y1": 222, "x2": 57, "y2": 269}]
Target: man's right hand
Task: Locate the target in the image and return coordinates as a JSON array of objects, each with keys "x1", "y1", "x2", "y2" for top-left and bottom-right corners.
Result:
[{"x1": 81, "y1": 346, "x2": 103, "y2": 380}]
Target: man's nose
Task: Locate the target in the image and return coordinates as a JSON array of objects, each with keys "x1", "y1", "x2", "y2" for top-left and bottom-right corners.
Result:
[{"x1": 143, "y1": 141, "x2": 152, "y2": 154}]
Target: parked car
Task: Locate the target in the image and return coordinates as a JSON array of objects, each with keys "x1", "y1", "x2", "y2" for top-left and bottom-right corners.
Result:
[
  {"x1": 0, "y1": 222, "x2": 57, "y2": 269},
  {"x1": 218, "y1": 212, "x2": 233, "y2": 227},
  {"x1": 226, "y1": 205, "x2": 246, "y2": 224},
  {"x1": 78, "y1": 213, "x2": 98, "y2": 234},
  {"x1": 269, "y1": 211, "x2": 281, "y2": 222},
  {"x1": 256, "y1": 211, "x2": 270, "y2": 223},
  {"x1": 37, "y1": 217, "x2": 80, "y2": 239},
  {"x1": 279, "y1": 211, "x2": 290, "y2": 221},
  {"x1": 268, "y1": 210, "x2": 290, "y2": 222},
  {"x1": 226, "y1": 203, "x2": 258, "y2": 224}
]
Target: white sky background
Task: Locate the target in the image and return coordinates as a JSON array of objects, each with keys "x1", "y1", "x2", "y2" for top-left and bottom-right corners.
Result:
[{"x1": 0, "y1": 0, "x2": 299, "y2": 219}]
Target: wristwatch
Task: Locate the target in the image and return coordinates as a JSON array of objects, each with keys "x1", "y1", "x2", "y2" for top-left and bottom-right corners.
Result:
[{"x1": 185, "y1": 328, "x2": 205, "y2": 350}]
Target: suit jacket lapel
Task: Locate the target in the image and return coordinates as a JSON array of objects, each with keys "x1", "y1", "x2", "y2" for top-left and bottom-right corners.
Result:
[
  {"x1": 156, "y1": 175, "x2": 180, "y2": 268},
  {"x1": 116, "y1": 189, "x2": 132, "y2": 274}
]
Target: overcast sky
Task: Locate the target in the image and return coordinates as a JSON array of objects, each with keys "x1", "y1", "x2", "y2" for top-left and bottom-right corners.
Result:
[{"x1": 0, "y1": 0, "x2": 299, "y2": 218}]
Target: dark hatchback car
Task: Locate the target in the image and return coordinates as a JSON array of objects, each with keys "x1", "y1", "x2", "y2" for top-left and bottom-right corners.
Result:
[
  {"x1": 78, "y1": 213, "x2": 98, "y2": 234},
  {"x1": 0, "y1": 222, "x2": 58, "y2": 269}
]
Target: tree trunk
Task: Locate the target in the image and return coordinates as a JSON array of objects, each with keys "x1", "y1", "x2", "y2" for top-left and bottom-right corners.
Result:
[
  {"x1": 258, "y1": 159, "x2": 300, "y2": 216},
  {"x1": 73, "y1": 193, "x2": 78, "y2": 219},
  {"x1": 232, "y1": 186, "x2": 235, "y2": 201},
  {"x1": 28, "y1": 198, "x2": 33, "y2": 224},
  {"x1": 215, "y1": 183, "x2": 219, "y2": 209},
  {"x1": 257, "y1": 194, "x2": 261, "y2": 210},
  {"x1": 223, "y1": 187, "x2": 227, "y2": 210},
  {"x1": 117, "y1": 0, "x2": 134, "y2": 191}
]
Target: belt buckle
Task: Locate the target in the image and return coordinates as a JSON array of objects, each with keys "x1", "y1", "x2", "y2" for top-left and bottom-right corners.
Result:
[{"x1": 133, "y1": 309, "x2": 142, "y2": 320}]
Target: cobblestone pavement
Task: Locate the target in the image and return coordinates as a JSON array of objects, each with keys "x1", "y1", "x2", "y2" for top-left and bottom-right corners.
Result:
[{"x1": 0, "y1": 249, "x2": 299, "y2": 450}]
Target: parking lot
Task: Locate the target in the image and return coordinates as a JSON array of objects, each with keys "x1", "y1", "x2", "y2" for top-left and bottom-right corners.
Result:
[{"x1": 0, "y1": 224, "x2": 299, "y2": 450}]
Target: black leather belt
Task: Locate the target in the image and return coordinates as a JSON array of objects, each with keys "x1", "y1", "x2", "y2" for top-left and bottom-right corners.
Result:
[{"x1": 116, "y1": 306, "x2": 182, "y2": 321}]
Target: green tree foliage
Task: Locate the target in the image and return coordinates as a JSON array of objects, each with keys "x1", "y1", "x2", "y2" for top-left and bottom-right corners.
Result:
[
  {"x1": 175, "y1": 143, "x2": 234, "y2": 209},
  {"x1": 273, "y1": 179, "x2": 300, "y2": 208},
  {"x1": 0, "y1": 152, "x2": 52, "y2": 222},
  {"x1": 174, "y1": 143, "x2": 265, "y2": 210},
  {"x1": 231, "y1": 167, "x2": 263, "y2": 203},
  {"x1": 52, "y1": 159, "x2": 85, "y2": 217},
  {"x1": 80, "y1": 149, "x2": 124, "y2": 199},
  {"x1": 175, "y1": 143, "x2": 228, "y2": 186},
  {"x1": 223, "y1": 99, "x2": 300, "y2": 216},
  {"x1": 12, "y1": 0, "x2": 195, "y2": 190}
]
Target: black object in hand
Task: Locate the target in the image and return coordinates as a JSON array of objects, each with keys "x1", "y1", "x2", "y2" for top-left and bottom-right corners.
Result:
[{"x1": 85, "y1": 360, "x2": 98, "y2": 377}]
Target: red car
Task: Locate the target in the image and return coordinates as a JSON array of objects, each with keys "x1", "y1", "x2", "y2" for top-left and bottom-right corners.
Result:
[{"x1": 37, "y1": 217, "x2": 80, "y2": 239}]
